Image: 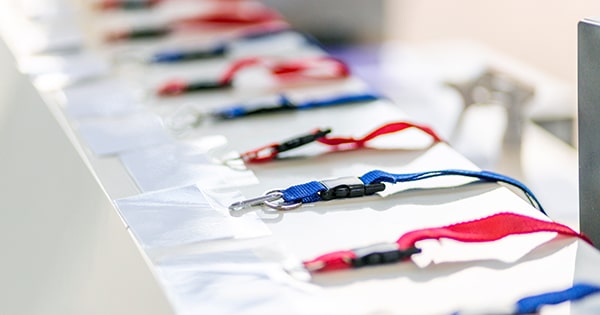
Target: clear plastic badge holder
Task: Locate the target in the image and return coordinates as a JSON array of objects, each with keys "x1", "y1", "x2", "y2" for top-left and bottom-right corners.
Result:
[
  {"x1": 114, "y1": 184, "x2": 269, "y2": 249},
  {"x1": 118, "y1": 135, "x2": 258, "y2": 192},
  {"x1": 77, "y1": 112, "x2": 173, "y2": 156},
  {"x1": 59, "y1": 78, "x2": 142, "y2": 119}
]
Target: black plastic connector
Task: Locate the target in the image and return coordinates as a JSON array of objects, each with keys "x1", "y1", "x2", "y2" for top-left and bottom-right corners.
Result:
[
  {"x1": 318, "y1": 176, "x2": 385, "y2": 201},
  {"x1": 350, "y1": 243, "x2": 421, "y2": 268},
  {"x1": 276, "y1": 128, "x2": 332, "y2": 153}
]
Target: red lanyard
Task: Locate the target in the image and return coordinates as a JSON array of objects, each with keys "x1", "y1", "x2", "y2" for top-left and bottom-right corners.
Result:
[
  {"x1": 104, "y1": 2, "x2": 285, "y2": 41},
  {"x1": 303, "y1": 212, "x2": 592, "y2": 272},
  {"x1": 238, "y1": 121, "x2": 443, "y2": 163},
  {"x1": 157, "y1": 56, "x2": 350, "y2": 96},
  {"x1": 172, "y1": 2, "x2": 283, "y2": 29}
]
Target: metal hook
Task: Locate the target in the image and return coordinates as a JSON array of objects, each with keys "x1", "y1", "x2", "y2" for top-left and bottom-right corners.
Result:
[
  {"x1": 228, "y1": 190, "x2": 302, "y2": 212},
  {"x1": 228, "y1": 191, "x2": 285, "y2": 212},
  {"x1": 262, "y1": 189, "x2": 303, "y2": 211}
]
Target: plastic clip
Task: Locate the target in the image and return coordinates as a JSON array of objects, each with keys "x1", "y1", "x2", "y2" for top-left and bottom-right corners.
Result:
[
  {"x1": 318, "y1": 176, "x2": 386, "y2": 201},
  {"x1": 351, "y1": 243, "x2": 421, "y2": 268},
  {"x1": 276, "y1": 128, "x2": 331, "y2": 153}
]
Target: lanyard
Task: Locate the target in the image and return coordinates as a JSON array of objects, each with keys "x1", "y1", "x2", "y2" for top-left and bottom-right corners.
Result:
[
  {"x1": 96, "y1": 0, "x2": 162, "y2": 10},
  {"x1": 515, "y1": 283, "x2": 600, "y2": 314},
  {"x1": 150, "y1": 26, "x2": 294, "y2": 63},
  {"x1": 453, "y1": 283, "x2": 600, "y2": 315},
  {"x1": 157, "y1": 56, "x2": 350, "y2": 96},
  {"x1": 96, "y1": 0, "x2": 160, "y2": 10},
  {"x1": 166, "y1": 92, "x2": 379, "y2": 133},
  {"x1": 229, "y1": 169, "x2": 546, "y2": 214},
  {"x1": 301, "y1": 212, "x2": 591, "y2": 273},
  {"x1": 237, "y1": 121, "x2": 443, "y2": 163},
  {"x1": 105, "y1": 3, "x2": 284, "y2": 41}
]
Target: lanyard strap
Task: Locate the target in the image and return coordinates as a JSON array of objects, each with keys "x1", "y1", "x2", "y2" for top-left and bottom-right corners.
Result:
[
  {"x1": 213, "y1": 92, "x2": 378, "y2": 120},
  {"x1": 303, "y1": 212, "x2": 591, "y2": 272},
  {"x1": 453, "y1": 283, "x2": 600, "y2": 314},
  {"x1": 157, "y1": 56, "x2": 350, "y2": 96},
  {"x1": 270, "y1": 169, "x2": 545, "y2": 214},
  {"x1": 105, "y1": 3, "x2": 284, "y2": 41},
  {"x1": 239, "y1": 121, "x2": 443, "y2": 163},
  {"x1": 166, "y1": 92, "x2": 378, "y2": 134},
  {"x1": 96, "y1": 0, "x2": 162, "y2": 10},
  {"x1": 515, "y1": 283, "x2": 600, "y2": 314},
  {"x1": 172, "y1": 2, "x2": 282, "y2": 28},
  {"x1": 150, "y1": 26, "x2": 293, "y2": 63}
]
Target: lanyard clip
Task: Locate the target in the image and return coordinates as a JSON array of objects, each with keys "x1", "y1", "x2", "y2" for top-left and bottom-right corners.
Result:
[
  {"x1": 240, "y1": 128, "x2": 331, "y2": 163},
  {"x1": 303, "y1": 243, "x2": 421, "y2": 273},
  {"x1": 318, "y1": 176, "x2": 385, "y2": 201},
  {"x1": 276, "y1": 128, "x2": 331, "y2": 153},
  {"x1": 350, "y1": 243, "x2": 421, "y2": 268}
]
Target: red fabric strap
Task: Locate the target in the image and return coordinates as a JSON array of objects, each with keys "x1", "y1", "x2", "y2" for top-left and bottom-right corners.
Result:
[
  {"x1": 173, "y1": 2, "x2": 282, "y2": 27},
  {"x1": 157, "y1": 56, "x2": 349, "y2": 96},
  {"x1": 396, "y1": 212, "x2": 592, "y2": 250},
  {"x1": 303, "y1": 250, "x2": 357, "y2": 273},
  {"x1": 240, "y1": 143, "x2": 279, "y2": 163},
  {"x1": 219, "y1": 56, "x2": 350, "y2": 85},
  {"x1": 316, "y1": 121, "x2": 443, "y2": 149},
  {"x1": 240, "y1": 122, "x2": 442, "y2": 163},
  {"x1": 303, "y1": 212, "x2": 592, "y2": 273}
]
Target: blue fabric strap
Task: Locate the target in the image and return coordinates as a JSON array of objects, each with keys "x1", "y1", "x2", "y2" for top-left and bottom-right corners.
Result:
[
  {"x1": 280, "y1": 169, "x2": 545, "y2": 215},
  {"x1": 280, "y1": 181, "x2": 326, "y2": 203},
  {"x1": 214, "y1": 92, "x2": 379, "y2": 119},
  {"x1": 516, "y1": 283, "x2": 600, "y2": 314},
  {"x1": 295, "y1": 93, "x2": 380, "y2": 110}
]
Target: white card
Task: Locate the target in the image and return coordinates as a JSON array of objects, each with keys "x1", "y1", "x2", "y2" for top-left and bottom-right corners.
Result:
[
  {"x1": 18, "y1": 51, "x2": 106, "y2": 76},
  {"x1": 114, "y1": 185, "x2": 269, "y2": 249},
  {"x1": 119, "y1": 136, "x2": 258, "y2": 192},
  {"x1": 154, "y1": 250, "x2": 306, "y2": 315},
  {"x1": 59, "y1": 78, "x2": 142, "y2": 119},
  {"x1": 77, "y1": 112, "x2": 173, "y2": 156},
  {"x1": 25, "y1": 52, "x2": 111, "y2": 90},
  {"x1": 14, "y1": 20, "x2": 83, "y2": 55}
]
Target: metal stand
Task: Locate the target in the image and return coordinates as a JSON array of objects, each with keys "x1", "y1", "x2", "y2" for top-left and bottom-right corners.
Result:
[{"x1": 578, "y1": 18, "x2": 600, "y2": 248}]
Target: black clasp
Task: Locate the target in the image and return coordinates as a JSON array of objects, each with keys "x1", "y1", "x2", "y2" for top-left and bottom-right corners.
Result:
[
  {"x1": 318, "y1": 176, "x2": 385, "y2": 201},
  {"x1": 275, "y1": 128, "x2": 332, "y2": 153},
  {"x1": 350, "y1": 243, "x2": 421, "y2": 268}
]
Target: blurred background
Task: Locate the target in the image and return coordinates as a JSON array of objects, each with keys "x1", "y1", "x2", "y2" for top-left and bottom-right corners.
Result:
[{"x1": 259, "y1": 0, "x2": 600, "y2": 225}]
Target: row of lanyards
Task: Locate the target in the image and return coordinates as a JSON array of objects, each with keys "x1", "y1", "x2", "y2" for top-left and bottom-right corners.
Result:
[
  {"x1": 157, "y1": 55, "x2": 351, "y2": 96},
  {"x1": 238, "y1": 121, "x2": 443, "y2": 163},
  {"x1": 98, "y1": 0, "x2": 600, "y2": 311},
  {"x1": 302, "y1": 212, "x2": 592, "y2": 273}
]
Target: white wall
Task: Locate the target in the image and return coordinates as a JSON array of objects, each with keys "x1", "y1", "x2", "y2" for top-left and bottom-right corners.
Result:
[{"x1": 385, "y1": 0, "x2": 600, "y2": 86}]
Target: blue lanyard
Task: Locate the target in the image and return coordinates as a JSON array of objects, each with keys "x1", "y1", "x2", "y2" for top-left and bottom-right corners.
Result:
[
  {"x1": 150, "y1": 29, "x2": 315, "y2": 63},
  {"x1": 453, "y1": 283, "x2": 600, "y2": 314},
  {"x1": 212, "y1": 92, "x2": 380, "y2": 120},
  {"x1": 516, "y1": 283, "x2": 600, "y2": 314},
  {"x1": 150, "y1": 44, "x2": 228, "y2": 63},
  {"x1": 229, "y1": 169, "x2": 545, "y2": 214}
]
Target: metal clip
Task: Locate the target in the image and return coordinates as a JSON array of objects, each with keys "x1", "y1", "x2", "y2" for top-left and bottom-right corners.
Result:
[
  {"x1": 228, "y1": 190, "x2": 302, "y2": 212},
  {"x1": 318, "y1": 176, "x2": 386, "y2": 201},
  {"x1": 229, "y1": 191, "x2": 284, "y2": 212}
]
